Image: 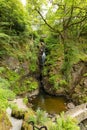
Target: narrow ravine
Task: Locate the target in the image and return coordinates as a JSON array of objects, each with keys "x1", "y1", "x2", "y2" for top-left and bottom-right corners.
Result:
[{"x1": 31, "y1": 44, "x2": 67, "y2": 114}]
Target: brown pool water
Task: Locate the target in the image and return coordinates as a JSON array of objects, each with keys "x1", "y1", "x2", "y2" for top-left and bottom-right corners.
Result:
[{"x1": 31, "y1": 91, "x2": 67, "y2": 114}]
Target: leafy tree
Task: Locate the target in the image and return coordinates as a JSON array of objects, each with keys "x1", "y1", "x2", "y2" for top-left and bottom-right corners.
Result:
[
  {"x1": 0, "y1": 0, "x2": 31, "y2": 56},
  {"x1": 27, "y1": 0, "x2": 87, "y2": 81},
  {"x1": 28, "y1": 0, "x2": 87, "y2": 41},
  {"x1": 0, "y1": 0, "x2": 29, "y2": 35}
]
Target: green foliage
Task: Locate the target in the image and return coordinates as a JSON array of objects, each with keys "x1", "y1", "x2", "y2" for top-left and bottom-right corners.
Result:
[
  {"x1": 56, "y1": 114, "x2": 79, "y2": 130},
  {"x1": 23, "y1": 97, "x2": 28, "y2": 105},
  {"x1": 28, "y1": 110, "x2": 80, "y2": 130},
  {"x1": 29, "y1": 45, "x2": 38, "y2": 72},
  {"x1": 59, "y1": 80, "x2": 68, "y2": 86},
  {"x1": 0, "y1": 33, "x2": 10, "y2": 42},
  {"x1": 6, "y1": 69, "x2": 20, "y2": 84},
  {"x1": 0, "y1": 88, "x2": 15, "y2": 101},
  {"x1": 0, "y1": 110, "x2": 12, "y2": 130},
  {"x1": 29, "y1": 62, "x2": 37, "y2": 72},
  {"x1": 83, "y1": 73, "x2": 87, "y2": 77},
  {"x1": 49, "y1": 113, "x2": 80, "y2": 130},
  {"x1": 0, "y1": 68, "x2": 16, "y2": 110},
  {"x1": 62, "y1": 42, "x2": 80, "y2": 81},
  {"x1": 0, "y1": 0, "x2": 29, "y2": 34},
  {"x1": 36, "y1": 109, "x2": 49, "y2": 125},
  {"x1": 0, "y1": 0, "x2": 30, "y2": 53},
  {"x1": 0, "y1": 77, "x2": 10, "y2": 89},
  {"x1": 0, "y1": 39, "x2": 39, "y2": 95},
  {"x1": 43, "y1": 36, "x2": 65, "y2": 90},
  {"x1": 54, "y1": 79, "x2": 68, "y2": 90},
  {"x1": 81, "y1": 96, "x2": 87, "y2": 103},
  {"x1": 48, "y1": 75, "x2": 62, "y2": 90},
  {"x1": 0, "y1": 67, "x2": 5, "y2": 73},
  {"x1": 23, "y1": 78, "x2": 38, "y2": 91},
  {"x1": 28, "y1": 114, "x2": 37, "y2": 124},
  {"x1": 29, "y1": 81, "x2": 38, "y2": 91},
  {"x1": 0, "y1": 88, "x2": 15, "y2": 110},
  {"x1": 28, "y1": 109, "x2": 49, "y2": 125},
  {"x1": 13, "y1": 77, "x2": 38, "y2": 94}
]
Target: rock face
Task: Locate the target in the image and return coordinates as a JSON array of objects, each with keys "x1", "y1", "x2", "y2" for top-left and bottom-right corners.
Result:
[
  {"x1": 0, "y1": 47, "x2": 39, "y2": 95},
  {"x1": 12, "y1": 98, "x2": 28, "y2": 111},
  {"x1": 4, "y1": 56, "x2": 20, "y2": 71},
  {"x1": 71, "y1": 61, "x2": 87, "y2": 91},
  {"x1": 67, "y1": 102, "x2": 75, "y2": 109},
  {"x1": 6, "y1": 98, "x2": 35, "y2": 130},
  {"x1": 27, "y1": 89, "x2": 39, "y2": 98},
  {"x1": 81, "y1": 119, "x2": 87, "y2": 130},
  {"x1": 43, "y1": 58, "x2": 87, "y2": 104},
  {"x1": 70, "y1": 61, "x2": 87, "y2": 104}
]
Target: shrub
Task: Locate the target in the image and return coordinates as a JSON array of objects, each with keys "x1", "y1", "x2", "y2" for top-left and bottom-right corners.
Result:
[
  {"x1": 0, "y1": 88, "x2": 15, "y2": 110},
  {"x1": 28, "y1": 109, "x2": 49, "y2": 125},
  {"x1": 49, "y1": 113, "x2": 80, "y2": 130}
]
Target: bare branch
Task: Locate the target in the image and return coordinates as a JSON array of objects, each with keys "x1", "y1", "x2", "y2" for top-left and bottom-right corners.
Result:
[
  {"x1": 68, "y1": 14, "x2": 87, "y2": 27},
  {"x1": 35, "y1": 8, "x2": 64, "y2": 39}
]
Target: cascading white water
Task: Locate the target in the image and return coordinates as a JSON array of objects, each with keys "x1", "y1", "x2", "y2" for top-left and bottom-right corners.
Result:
[{"x1": 42, "y1": 51, "x2": 46, "y2": 65}]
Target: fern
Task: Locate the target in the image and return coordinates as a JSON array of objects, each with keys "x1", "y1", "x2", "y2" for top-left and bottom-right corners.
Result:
[{"x1": 0, "y1": 33, "x2": 10, "y2": 41}]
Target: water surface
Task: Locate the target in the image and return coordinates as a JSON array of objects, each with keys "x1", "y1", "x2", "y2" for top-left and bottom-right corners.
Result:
[{"x1": 31, "y1": 91, "x2": 67, "y2": 114}]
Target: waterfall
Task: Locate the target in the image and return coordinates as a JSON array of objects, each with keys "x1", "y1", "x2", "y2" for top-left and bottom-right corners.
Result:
[{"x1": 42, "y1": 51, "x2": 46, "y2": 65}]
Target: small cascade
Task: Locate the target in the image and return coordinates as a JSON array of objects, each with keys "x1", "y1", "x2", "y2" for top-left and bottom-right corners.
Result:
[
  {"x1": 41, "y1": 51, "x2": 46, "y2": 65},
  {"x1": 38, "y1": 43, "x2": 46, "y2": 88}
]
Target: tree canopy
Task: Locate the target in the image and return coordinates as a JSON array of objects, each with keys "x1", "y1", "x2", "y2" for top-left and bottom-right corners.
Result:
[
  {"x1": 0, "y1": 0, "x2": 29, "y2": 36},
  {"x1": 27, "y1": 0, "x2": 87, "y2": 41}
]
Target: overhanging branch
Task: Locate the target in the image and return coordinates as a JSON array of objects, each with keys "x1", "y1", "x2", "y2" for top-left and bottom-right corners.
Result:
[
  {"x1": 35, "y1": 9, "x2": 64, "y2": 39},
  {"x1": 68, "y1": 14, "x2": 87, "y2": 28}
]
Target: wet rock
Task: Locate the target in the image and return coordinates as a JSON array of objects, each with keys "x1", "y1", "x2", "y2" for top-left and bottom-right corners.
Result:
[
  {"x1": 82, "y1": 119, "x2": 87, "y2": 130},
  {"x1": 10, "y1": 117, "x2": 23, "y2": 130},
  {"x1": 79, "y1": 123, "x2": 86, "y2": 130},
  {"x1": 11, "y1": 109, "x2": 25, "y2": 119},
  {"x1": 4, "y1": 56, "x2": 20, "y2": 71},
  {"x1": 10, "y1": 98, "x2": 29, "y2": 119},
  {"x1": 28, "y1": 89, "x2": 39, "y2": 99},
  {"x1": 12, "y1": 98, "x2": 28, "y2": 111},
  {"x1": 67, "y1": 102, "x2": 75, "y2": 109}
]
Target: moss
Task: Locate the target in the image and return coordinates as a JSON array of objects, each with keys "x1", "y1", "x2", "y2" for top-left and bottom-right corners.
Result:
[
  {"x1": 0, "y1": 110, "x2": 12, "y2": 130},
  {"x1": 21, "y1": 77, "x2": 39, "y2": 92},
  {"x1": 23, "y1": 97, "x2": 28, "y2": 105},
  {"x1": 24, "y1": 109, "x2": 35, "y2": 121},
  {"x1": 0, "y1": 87, "x2": 15, "y2": 110},
  {"x1": 21, "y1": 108, "x2": 35, "y2": 130},
  {"x1": 11, "y1": 109, "x2": 26, "y2": 119},
  {"x1": 21, "y1": 122, "x2": 32, "y2": 130},
  {"x1": 0, "y1": 38, "x2": 39, "y2": 95},
  {"x1": 83, "y1": 73, "x2": 87, "y2": 77}
]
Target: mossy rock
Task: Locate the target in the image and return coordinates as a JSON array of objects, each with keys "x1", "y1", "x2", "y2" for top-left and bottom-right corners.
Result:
[
  {"x1": 11, "y1": 107, "x2": 35, "y2": 120},
  {"x1": 21, "y1": 108, "x2": 35, "y2": 130},
  {"x1": 11, "y1": 109, "x2": 26, "y2": 119},
  {"x1": 0, "y1": 110, "x2": 12, "y2": 130},
  {"x1": 24, "y1": 108, "x2": 35, "y2": 121},
  {"x1": 21, "y1": 121, "x2": 33, "y2": 130}
]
